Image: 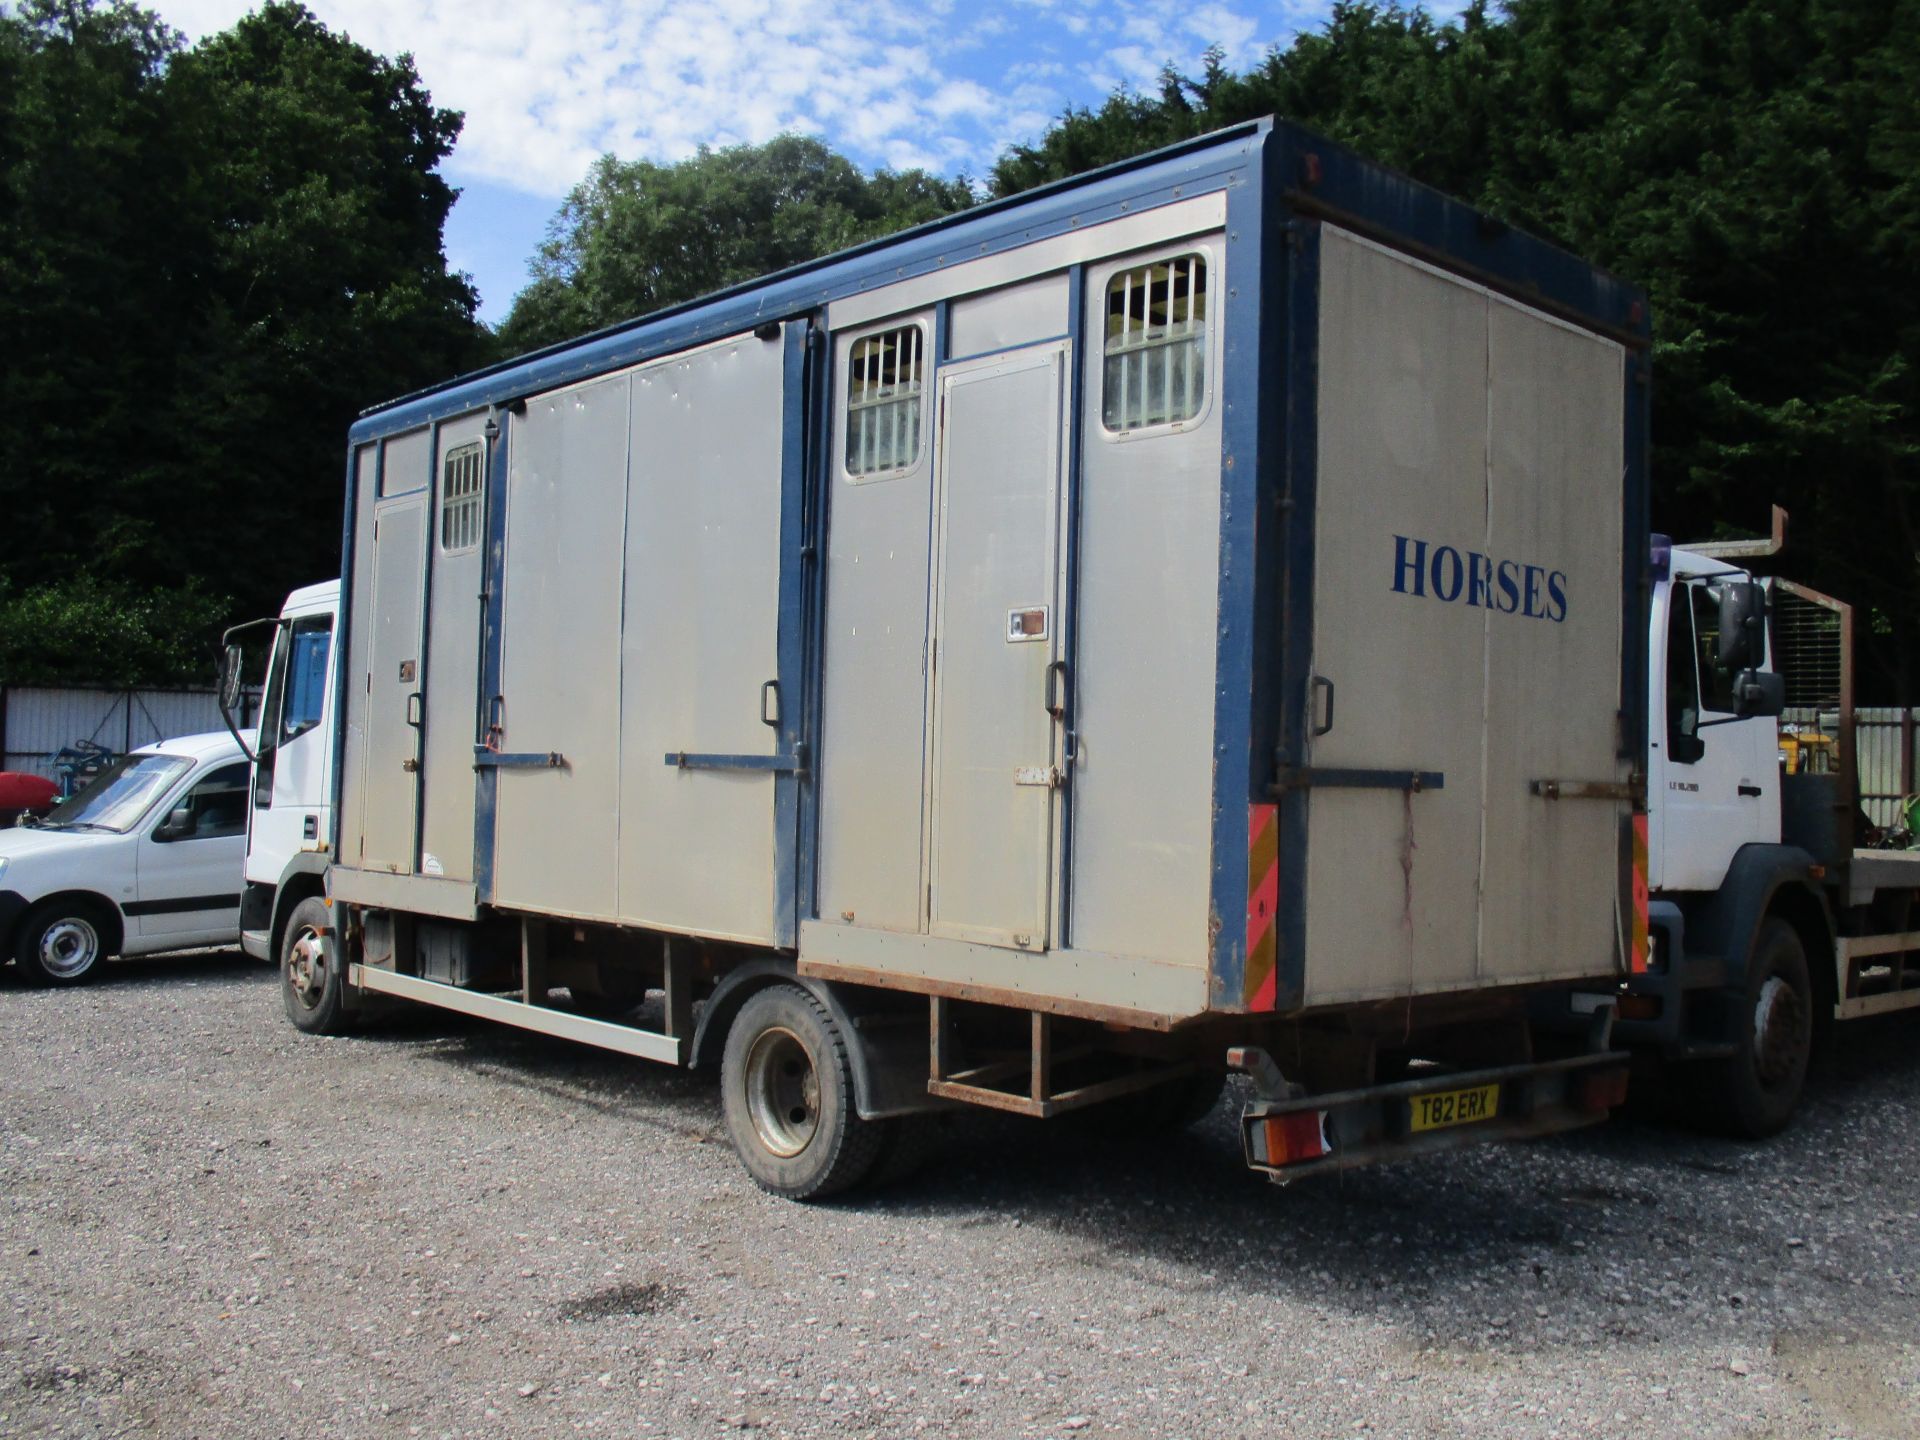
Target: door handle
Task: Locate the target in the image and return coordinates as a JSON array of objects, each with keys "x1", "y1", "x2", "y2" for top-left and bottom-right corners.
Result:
[
  {"x1": 1311, "y1": 675, "x2": 1336, "y2": 738},
  {"x1": 761, "y1": 679, "x2": 781, "y2": 728},
  {"x1": 1045, "y1": 660, "x2": 1071, "y2": 721},
  {"x1": 406, "y1": 692, "x2": 424, "y2": 729},
  {"x1": 1738, "y1": 783, "x2": 1763, "y2": 797}
]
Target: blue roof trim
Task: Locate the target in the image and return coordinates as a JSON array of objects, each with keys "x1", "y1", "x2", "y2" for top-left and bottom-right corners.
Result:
[
  {"x1": 1265, "y1": 124, "x2": 1650, "y2": 347},
  {"x1": 350, "y1": 123, "x2": 1265, "y2": 443}
]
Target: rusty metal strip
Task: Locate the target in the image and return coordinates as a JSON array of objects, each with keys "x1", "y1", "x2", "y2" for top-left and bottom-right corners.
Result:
[
  {"x1": 798, "y1": 958, "x2": 1183, "y2": 1031},
  {"x1": 1530, "y1": 778, "x2": 1644, "y2": 802}
]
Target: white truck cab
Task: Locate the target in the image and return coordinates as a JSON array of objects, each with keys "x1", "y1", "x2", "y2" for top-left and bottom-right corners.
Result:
[
  {"x1": 1560, "y1": 530, "x2": 1920, "y2": 1137},
  {"x1": 1648, "y1": 548, "x2": 1784, "y2": 892},
  {"x1": 0, "y1": 730, "x2": 255, "y2": 984},
  {"x1": 222, "y1": 579, "x2": 340, "y2": 964}
]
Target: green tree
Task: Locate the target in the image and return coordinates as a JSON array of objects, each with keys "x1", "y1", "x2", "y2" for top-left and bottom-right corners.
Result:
[
  {"x1": 0, "y1": 0, "x2": 486, "y2": 676},
  {"x1": 0, "y1": 576, "x2": 231, "y2": 687},
  {"x1": 0, "y1": 0, "x2": 200, "y2": 588},
  {"x1": 499, "y1": 135, "x2": 975, "y2": 352}
]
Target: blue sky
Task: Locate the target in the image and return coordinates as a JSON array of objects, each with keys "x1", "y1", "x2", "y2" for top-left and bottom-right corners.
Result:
[{"x1": 155, "y1": 1, "x2": 1379, "y2": 325}]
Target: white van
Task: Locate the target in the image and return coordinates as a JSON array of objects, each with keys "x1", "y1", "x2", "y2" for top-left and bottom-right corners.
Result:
[{"x1": 0, "y1": 730, "x2": 254, "y2": 985}]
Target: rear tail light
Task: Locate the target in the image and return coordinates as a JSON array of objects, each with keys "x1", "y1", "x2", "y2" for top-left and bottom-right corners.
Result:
[{"x1": 1261, "y1": 1111, "x2": 1331, "y2": 1166}]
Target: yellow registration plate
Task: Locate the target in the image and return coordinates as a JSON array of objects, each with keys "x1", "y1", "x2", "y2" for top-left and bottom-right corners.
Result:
[{"x1": 1409, "y1": 1083, "x2": 1500, "y2": 1133}]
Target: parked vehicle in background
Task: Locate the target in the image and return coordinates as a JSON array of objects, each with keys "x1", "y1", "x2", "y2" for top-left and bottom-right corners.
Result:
[
  {"x1": 231, "y1": 119, "x2": 1655, "y2": 1199},
  {"x1": 1551, "y1": 522, "x2": 1920, "y2": 1134},
  {"x1": 217, "y1": 580, "x2": 339, "y2": 970},
  {"x1": 0, "y1": 771, "x2": 59, "y2": 828},
  {"x1": 0, "y1": 730, "x2": 253, "y2": 985}
]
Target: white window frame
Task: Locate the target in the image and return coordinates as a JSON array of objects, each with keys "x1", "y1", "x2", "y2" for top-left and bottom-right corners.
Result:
[
  {"x1": 840, "y1": 319, "x2": 931, "y2": 484},
  {"x1": 439, "y1": 441, "x2": 484, "y2": 554},
  {"x1": 1093, "y1": 241, "x2": 1219, "y2": 444}
]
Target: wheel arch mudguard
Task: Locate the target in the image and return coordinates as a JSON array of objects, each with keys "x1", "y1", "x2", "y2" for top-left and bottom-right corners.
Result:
[
  {"x1": 689, "y1": 959, "x2": 941, "y2": 1120},
  {"x1": 1, "y1": 888, "x2": 126, "y2": 955},
  {"x1": 1687, "y1": 844, "x2": 1834, "y2": 987},
  {"x1": 267, "y1": 854, "x2": 331, "y2": 958}
]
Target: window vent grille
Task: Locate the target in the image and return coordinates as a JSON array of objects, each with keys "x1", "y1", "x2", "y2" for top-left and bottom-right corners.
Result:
[
  {"x1": 1103, "y1": 256, "x2": 1208, "y2": 432},
  {"x1": 441, "y1": 443, "x2": 484, "y2": 552},
  {"x1": 846, "y1": 326, "x2": 925, "y2": 476}
]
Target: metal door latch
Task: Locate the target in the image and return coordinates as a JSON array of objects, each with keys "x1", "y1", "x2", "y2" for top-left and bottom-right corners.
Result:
[{"x1": 1014, "y1": 765, "x2": 1063, "y2": 788}]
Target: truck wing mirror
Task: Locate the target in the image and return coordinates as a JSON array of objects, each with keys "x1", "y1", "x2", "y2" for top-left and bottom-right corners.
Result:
[
  {"x1": 1669, "y1": 731, "x2": 1706, "y2": 764},
  {"x1": 219, "y1": 643, "x2": 246, "y2": 715},
  {"x1": 1732, "y1": 667, "x2": 1787, "y2": 720},
  {"x1": 1716, "y1": 582, "x2": 1768, "y2": 672}
]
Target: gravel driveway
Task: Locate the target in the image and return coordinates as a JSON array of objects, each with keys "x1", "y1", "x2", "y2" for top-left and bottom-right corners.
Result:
[{"x1": 3, "y1": 950, "x2": 1917, "y2": 1439}]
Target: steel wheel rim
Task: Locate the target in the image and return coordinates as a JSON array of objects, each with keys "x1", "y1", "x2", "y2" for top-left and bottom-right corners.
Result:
[
  {"x1": 38, "y1": 917, "x2": 100, "y2": 979},
  {"x1": 287, "y1": 926, "x2": 329, "y2": 1010},
  {"x1": 1752, "y1": 974, "x2": 1807, "y2": 1088},
  {"x1": 743, "y1": 1026, "x2": 819, "y2": 1158}
]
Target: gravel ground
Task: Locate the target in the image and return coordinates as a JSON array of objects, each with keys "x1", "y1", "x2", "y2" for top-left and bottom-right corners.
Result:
[{"x1": 3, "y1": 950, "x2": 1918, "y2": 1440}]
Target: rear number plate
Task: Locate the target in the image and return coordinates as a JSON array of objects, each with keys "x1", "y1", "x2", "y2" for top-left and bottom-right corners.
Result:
[{"x1": 1409, "y1": 1083, "x2": 1499, "y2": 1133}]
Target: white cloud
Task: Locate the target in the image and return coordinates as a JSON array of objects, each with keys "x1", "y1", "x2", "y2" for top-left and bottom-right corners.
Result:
[{"x1": 150, "y1": 0, "x2": 1323, "y2": 201}]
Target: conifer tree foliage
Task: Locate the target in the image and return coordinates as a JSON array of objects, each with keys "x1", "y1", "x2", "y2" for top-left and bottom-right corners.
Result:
[
  {"x1": 990, "y1": 0, "x2": 1920, "y2": 699},
  {"x1": 0, "y1": 0, "x2": 484, "y2": 683}
]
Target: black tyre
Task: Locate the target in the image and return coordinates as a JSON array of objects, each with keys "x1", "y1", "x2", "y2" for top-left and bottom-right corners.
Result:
[
  {"x1": 1695, "y1": 917, "x2": 1813, "y2": 1138},
  {"x1": 720, "y1": 984, "x2": 883, "y2": 1200},
  {"x1": 13, "y1": 898, "x2": 115, "y2": 986},
  {"x1": 281, "y1": 897, "x2": 352, "y2": 1035}
]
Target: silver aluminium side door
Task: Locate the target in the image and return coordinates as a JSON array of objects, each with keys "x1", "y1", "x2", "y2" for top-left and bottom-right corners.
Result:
[
  {"x1": 357, "y1": 492, "x2": 428, "y2": 874},
  {"x1": 925, "y1": 342, "x2": 1071, "y2": 951}
]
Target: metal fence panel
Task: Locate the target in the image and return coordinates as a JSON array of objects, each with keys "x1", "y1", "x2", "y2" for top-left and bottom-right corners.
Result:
[
  {"x1": 1855, "y1": 706, "x2": 1917, "y2": 829},
  {"x1": 0, "y1": 686, "x2": 259, "y2": 780},
  {"x1": 1787, "y1": 704, "x2": 1919, "y2": 831}
]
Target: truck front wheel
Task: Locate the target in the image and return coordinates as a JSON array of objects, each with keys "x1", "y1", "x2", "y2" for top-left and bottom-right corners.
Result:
[
  {"x1": 281, "y1": 897, "x2": 352, "y2": 1035},
  {"x1": 720, "y1": 984, "x2": 884, "y2": 1200},
  {"x1": 1698, "y1": 917, "x2": 1813, "y2": 1138}
]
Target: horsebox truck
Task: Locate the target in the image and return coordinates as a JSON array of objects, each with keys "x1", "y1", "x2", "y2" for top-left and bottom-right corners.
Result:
[{"x1": 220, "y1": 119, "x2": 1652, "y2": 1198}]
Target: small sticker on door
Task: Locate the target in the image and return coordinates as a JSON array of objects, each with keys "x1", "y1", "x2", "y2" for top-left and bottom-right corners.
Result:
[
  {"x1": 399, "y1": 659, "x2": 417, "y2": 683},
  {"x1": 422, "y1": 852, "x2": 445, "y2": 876},
  {"x1": 1006, "y1": 606, "x2": 1049, "y2": 642}
]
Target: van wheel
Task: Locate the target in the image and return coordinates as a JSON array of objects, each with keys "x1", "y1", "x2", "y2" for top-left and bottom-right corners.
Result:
[
  {"x1": 281, "y1": 897, "x2": 352, "y2": 1035},
  {"x1": 1695, "y1": 918, "x2": 1812, "y2": 1138},
  {"x1": 721, "y1": 984, "x2": 883, "y2": 1200},
  {"x1": 14, "y1": 900, "x2": 114, "y2": 986}
]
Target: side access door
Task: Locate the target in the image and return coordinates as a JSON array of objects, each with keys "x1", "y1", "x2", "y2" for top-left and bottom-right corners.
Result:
[
  {"x1": 924, "y1": 342, "x2": 1071, "y2": 951},
  {"x1": 356, "y1": 490, "x2": 429, "y2": 874}
]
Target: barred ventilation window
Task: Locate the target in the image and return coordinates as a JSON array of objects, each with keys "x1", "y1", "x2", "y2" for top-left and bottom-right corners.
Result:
[
  {"x1": 440, "y1": 442, "x2": 483, "y2": 552},
  {"x1": 846, "y1": 325, "x2": 924, "y2": 476},
  {"x1": 1103, "y1": 255, "x2": 1208, "y2": 432}
]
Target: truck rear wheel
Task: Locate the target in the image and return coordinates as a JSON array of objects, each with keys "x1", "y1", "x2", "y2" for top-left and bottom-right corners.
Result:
[
  {"x1": 281, "y1": 897, "x2": 352, "y2": 1035},
  {"x1": 1697, "y1": 918, "x2": 1812, "y2": 1138},
  {"x1": 720, "y1": 984, "x2": 883, "y2": 1200}
]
